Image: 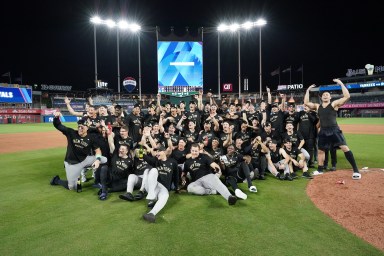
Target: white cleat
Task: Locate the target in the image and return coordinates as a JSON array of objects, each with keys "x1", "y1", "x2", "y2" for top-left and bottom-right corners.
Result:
[
  {"x1": 249, "y1": 186, "x2": 257, "y2": 193},
  {"x1": 312, "y1": 170, "x2": 324, "y2": 176},
  {"x1": 235, "y1": 189, "x2": 247, "y2": 200},
  {"x1": 352, "y1": 172, "x2": 361, "y2": 180}
]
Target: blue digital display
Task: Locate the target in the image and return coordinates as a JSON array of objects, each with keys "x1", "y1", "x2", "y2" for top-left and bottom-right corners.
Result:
[
  {"x1": 157, "y1": 41, "x2": 203, "y2": 95},
  {"x1": 0, "y1": 86, "x2": 32, "y2": 103},
  {"x1": 319, "y1": 81, "x2": 384, "y2": 91}
]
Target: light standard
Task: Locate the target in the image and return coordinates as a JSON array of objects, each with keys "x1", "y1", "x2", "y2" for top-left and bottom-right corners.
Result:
[
  {"x1": 217, "y1": 19, "x2": 266, "y2": 99},
  {"x1": 90, "y1": 17, "x2": 141, "y2": 95},
  {"x1": 90, "y1": 16, "x2": 102, "y2": 87},
  {"x1": 255, "y1": 19, "x2": 267, "y2": 98}
]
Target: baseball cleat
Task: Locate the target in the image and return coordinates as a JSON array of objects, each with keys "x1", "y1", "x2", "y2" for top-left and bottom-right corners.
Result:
[
  {"x1": 235, "y1": 189, "x2": 247, "y2": 200},
  {"x1": 143, "y1": 213, "x2": 156, "y2": 223},
  {"x1": 352, "y1": 172, "x2": 361, "y2": 180},
  {"x1": 119, "y1": 192, "x2": 135, "y2": 201},
  {"x1": 228, "y1": 195, "x2": 237, "y2": 205},
  {"x1": 50, "y1": 175, "x2": 60, "y2": 185},
  {"x1": 249, "y1": 186, "x2": 257, "y2": 193}
]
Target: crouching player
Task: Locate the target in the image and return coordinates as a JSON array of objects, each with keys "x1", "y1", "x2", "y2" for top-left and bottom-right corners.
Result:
[{"x1": 282, "y1": 139, "x2": 313, "y2": 179}]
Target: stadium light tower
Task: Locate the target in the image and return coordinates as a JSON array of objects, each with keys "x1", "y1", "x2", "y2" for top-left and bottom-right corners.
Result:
[
  {"x1": 217, "y1": 18, "x2": 267, "y2": 99},
  {"x1": 90, "y1": 16, "x2": 102, "y2": 88},
  {"x1": 90, "y1": 17, "x2": 141, "y2": 95}
]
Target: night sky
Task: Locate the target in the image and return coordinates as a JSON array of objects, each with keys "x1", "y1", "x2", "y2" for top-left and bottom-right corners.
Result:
[{"x1": 1, "y1": 0, "x2": 382, "y2": 94}]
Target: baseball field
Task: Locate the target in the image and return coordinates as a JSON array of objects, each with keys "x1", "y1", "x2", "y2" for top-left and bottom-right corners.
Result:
[{"x1": 0, "y1": 118, "x2": 383, "y2": 255}]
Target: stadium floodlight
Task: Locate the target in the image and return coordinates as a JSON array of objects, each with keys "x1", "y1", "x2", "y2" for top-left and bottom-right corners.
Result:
[
  {"x1": 90, "y1": 16, "x2": 142, "y2": 96},
  {"x1": 90, "y1": 16, "x2": 102, "y2": 24},
  {"x1": 118, "y1": 20, "x2": 129, "y2": 30},
  {"x1": 217, "y1": 19, "x2": 267, "y2": 99}
]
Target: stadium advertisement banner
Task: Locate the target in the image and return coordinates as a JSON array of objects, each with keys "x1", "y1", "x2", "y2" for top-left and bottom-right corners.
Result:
[
  {"x1": 319, "y1": 81, "x2": 384, "y2": 91},
  {"x1": 0, "y1": 108, "x2": 41, "y2": 114},
  {"x1": 0, "y1": 86, "x2": 32, "y2": 103},
  {"x1": 157, "y1": 41, "x2": 203, "y2": 97},
  {"x1": 340, "y1": 102, "x2": 384, "y2": 109},
  {"x1": 43, "y1": 115, "x2": 81, "y2": 123}
]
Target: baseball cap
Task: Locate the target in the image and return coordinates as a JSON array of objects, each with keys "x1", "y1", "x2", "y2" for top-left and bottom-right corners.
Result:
[
  {"x1": 271, "y1": 103, "x2": 279, "y2": 108},
  {"x1": 77, "y1": 119, "x2": 88, "y2": 126},
  {"x1": 189, "y1": 100, "x2": 196, "y2": 105},
  {"x1": 270, "y1": 139, "x2": 278, "y2": 145},
  {"x1": 134, "y1": 103, "x2": 141, "y2": 108},
  {"x1": 264, "y1": 121, "x2": 272, "y2": 127}
]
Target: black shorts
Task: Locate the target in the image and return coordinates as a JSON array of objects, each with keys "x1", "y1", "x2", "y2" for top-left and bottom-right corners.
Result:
[{"x1": 318, "y1": 126, "x2": 346, "y2": 151}]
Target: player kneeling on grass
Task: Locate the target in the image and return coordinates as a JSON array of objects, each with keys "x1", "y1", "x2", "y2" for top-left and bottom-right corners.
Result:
[
  {"x1": 182, "y1": 143, "x2": 238, "y2": 205},
  {"x1": 282, "y1": 139, "x2": 313, "y2": 179},
  {"x1": 140, "y1": 146, "x2": 179, "y2": 223},
  {"x1": 95, "y1": 143, "x2": 133, "y2": 200},
  {"x1": 50, "y1": 112, "x2": 107, "y2": 191},
  {"x1": 219, "y1": 144, "x2": 257, "y2": 200},
  {"x1": 266, "y1": 140, "x2": 293, "y2": 181}
]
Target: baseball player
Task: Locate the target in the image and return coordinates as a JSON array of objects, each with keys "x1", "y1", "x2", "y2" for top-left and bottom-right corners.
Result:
[
  {"x1": 50, "y1": 112, "x2": 107, "y2": 190},
  {"x1": 304, "y1": 79, "x2": 361, "y2": 179},
  {"x1": 183, "y1": 143, "x2": 238, "y2": 205},
  {"x1": 141, "y1": 146, "x2": 179, "y2": 223}
]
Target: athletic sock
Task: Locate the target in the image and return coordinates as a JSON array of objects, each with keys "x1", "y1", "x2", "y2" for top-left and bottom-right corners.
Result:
[
  {"x1": 317, "y1": 165, "x2": 324, "y2": 173},
  {"x1": 344, "y1": 151, "x2": 359, "y2": 172}
]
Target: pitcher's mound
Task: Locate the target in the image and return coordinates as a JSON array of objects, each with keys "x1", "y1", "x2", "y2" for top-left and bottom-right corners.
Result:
[{"x1": 307, "y1": 169, "x2": 384, "y2": 251}]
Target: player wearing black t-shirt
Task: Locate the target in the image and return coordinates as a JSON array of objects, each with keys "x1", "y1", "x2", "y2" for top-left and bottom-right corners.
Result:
[
  {"x1": 183, "y1": 144, "x2": 238, "y2": 205},
  {"x1": 50, "y1": 113, "x2": 107, "y2": 190},
  {"x1": 97, "y1": 144, "x2": 134, "y2": 200},
  {"x1": 304, "y1": 80, "x2": 360, "y2": 179},
  {"x1": 141, "y1": 147, "x2": 179, "y2": 223}
]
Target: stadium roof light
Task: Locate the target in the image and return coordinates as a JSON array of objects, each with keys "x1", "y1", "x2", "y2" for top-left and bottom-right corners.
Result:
[{"x1": 255, "y1": 18, "x2": 267, "y2": 26}]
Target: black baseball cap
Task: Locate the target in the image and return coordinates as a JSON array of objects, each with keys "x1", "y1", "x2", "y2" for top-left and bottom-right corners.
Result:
[
  {"x1": 77, "y1": 119, "x2": 88, "y2": 126},
  {"x1": 264, "y1": 122, "x2": 271, "y2": 127}
]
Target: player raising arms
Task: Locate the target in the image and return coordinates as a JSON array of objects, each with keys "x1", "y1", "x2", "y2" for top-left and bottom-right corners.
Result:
[{"x1": 304, "y1": 79, "x2": 361, "y2": 179}]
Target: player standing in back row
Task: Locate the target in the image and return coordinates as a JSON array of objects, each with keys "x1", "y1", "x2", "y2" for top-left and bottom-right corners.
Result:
[{"x1": 304, "y1": 79, "x2": 361, "y2": 179}]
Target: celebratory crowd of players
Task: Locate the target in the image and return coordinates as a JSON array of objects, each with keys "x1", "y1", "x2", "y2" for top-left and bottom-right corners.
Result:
[{"x1": 50, "y1": 79, "x2": 361, "y2": 223}]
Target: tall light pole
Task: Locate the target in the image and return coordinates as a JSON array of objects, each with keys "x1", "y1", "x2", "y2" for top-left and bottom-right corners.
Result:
[
  {"x1": 91, "y1": 17, "x2": 141, "y2": 96},
  {"x1": 90, "y1": 16, "x2": 102, "y2": 88},
  {"x1": 238, "y1": 30, "x2": 241, "y2": 98},
  {"x1": 138, "y1": 32, "x2": 142, "y2": 101},
  {"x1": 217, "y1": 32, "x2": 221, "y2": 99},
  {"x1": 116, "y1": 28, "x2": 120, "y2": 94},
  {"x1": 255, "y1": 19, "x2": 267, "y2": 99},
  {"x1": 217, "y1": 19, "x2": 266, "y2": 99}
]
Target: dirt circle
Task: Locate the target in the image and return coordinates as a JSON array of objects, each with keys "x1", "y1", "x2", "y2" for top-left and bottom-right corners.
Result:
[{"x1": 307, "y1": 169, "x2": 384, "y2": 251}]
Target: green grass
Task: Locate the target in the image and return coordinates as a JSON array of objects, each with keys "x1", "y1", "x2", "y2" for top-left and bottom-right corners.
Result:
[
  {"x1": 0, "y1": 119, "x2": 383, "y2": 255},
  {"x1": 337, "y1": 117, "x2": 384, "y2": 125},
  {"x1": 0, "y1": 122, "x2": 78, "y2": 134}
]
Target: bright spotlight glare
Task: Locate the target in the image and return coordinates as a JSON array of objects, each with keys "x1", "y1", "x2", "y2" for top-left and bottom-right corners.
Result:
[
  {"x1": 217, "y1": 24, "x2": 228, "y2": 31},
  {"x1": 229, "y1": 23, "x2": 239, "y2": 31},
  {"x1": 242, "y1": 21, "x2": 254, "y2": 29},
  {"x1": 118, "y1": 20, "x2": 129, "y2": 29},
  {"x1": 105, "y1": 19, "x2": 116, "y2": 28},
  {"x1": 255, "y1": 19, "x2": 267, "y2": 26},
  {"x1": 90, "y1": 16, "x2": 102, "y2": 24},
  {"x1": 129, "y1": 23, "x2": 141, "y2": 32}
]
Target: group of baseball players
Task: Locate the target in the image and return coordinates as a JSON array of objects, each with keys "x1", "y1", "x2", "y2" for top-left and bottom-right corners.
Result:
[{"x1": 50, "y1": 79, "x2": 361, "y2": 223}]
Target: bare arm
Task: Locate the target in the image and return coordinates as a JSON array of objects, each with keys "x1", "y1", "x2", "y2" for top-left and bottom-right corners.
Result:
[
  {"x1": 64, "y1": 97, "x2": 84, "y2": 117},
  {"x1": 331, "y1": 78, "x2": 350, "y2": 109},
  {"x1": 267, "y1": 87, "x2": 271, "y2": 104},
  {"x1": 304, "y1": 84, "x2": 319, "y2": 110}
]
